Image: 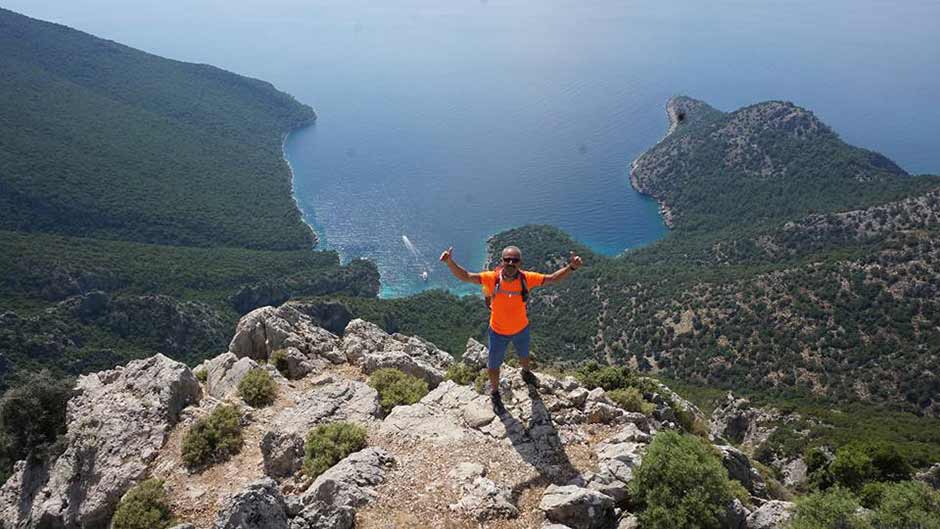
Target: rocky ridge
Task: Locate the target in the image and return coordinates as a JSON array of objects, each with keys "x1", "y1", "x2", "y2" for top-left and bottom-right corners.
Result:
[{"x1": 0, "y1": 304, "x2": 794, "y2": 529}]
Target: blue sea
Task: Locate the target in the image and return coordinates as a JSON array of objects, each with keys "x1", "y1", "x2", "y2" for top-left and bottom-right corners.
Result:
[{"x1": 10, "y1": 0, "x2": 940, "y2": 296}]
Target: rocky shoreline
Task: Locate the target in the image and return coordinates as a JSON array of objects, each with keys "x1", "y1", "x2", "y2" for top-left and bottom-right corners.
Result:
[{"x1": 627, "y1": 97, "x2": 693, "y2": 230}]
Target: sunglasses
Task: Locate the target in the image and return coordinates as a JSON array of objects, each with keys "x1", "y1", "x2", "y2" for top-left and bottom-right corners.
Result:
[{"x1": 502, "y1": 257, "x2": 520, "y2": 263}]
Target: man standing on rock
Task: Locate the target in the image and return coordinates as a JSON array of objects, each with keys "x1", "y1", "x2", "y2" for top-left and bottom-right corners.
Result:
[{"x1": 440, "y1": 245, "x2": 583, "y2": 413}]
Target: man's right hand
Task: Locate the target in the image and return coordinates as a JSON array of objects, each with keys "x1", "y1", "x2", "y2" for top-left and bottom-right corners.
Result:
[{"x1": 439, "y1": 246, "x2": 453, "y2": 262}]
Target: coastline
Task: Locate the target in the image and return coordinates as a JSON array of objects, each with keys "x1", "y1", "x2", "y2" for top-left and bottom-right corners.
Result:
[
  {"x1": 281, "y1": 118, "x2": 320, "y2": 249},
  {"x1": 628, "y1": 97, "x2": 683, "y2": 230}
]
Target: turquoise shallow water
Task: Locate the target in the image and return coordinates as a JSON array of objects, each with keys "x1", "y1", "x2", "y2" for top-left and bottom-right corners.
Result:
[{"x1": 10, "y1": 0, "x2": 940, "y2": 297}]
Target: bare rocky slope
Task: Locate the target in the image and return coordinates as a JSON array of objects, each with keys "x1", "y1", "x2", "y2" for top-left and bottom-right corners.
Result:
[{"x1": 0, "y1": 304, "x2": 800, "y2": 529}]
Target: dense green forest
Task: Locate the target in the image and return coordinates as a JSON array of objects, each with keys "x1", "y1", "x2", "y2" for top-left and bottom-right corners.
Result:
[{"x1": 0, "y1": 8, "x2": 378, "y2": 386}]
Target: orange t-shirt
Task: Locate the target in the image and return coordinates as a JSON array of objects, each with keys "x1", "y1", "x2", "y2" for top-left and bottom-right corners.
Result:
[{"x1": 480, "y1": 270, "x2": 546, "y2": 335}]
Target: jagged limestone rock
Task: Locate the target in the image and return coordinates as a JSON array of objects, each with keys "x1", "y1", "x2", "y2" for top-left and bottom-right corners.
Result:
[
  {"x1": 745, "y1": 500, "x2": 795, "y2": 529},
  {"x1": 212, "y1": 478, "x2": 288, "y2": 529},
  {"x1": 915, "y1": 463, "x2": 940, "y2": 490},
  {"x1": 462, "y1": 338, "x2": 488, "y2": 370},
  {"x1": 585, "y1": 427, "x2": 648, "y2": 504},
  {"x1": 261, "y1": 378, "x2": 381, "y2": 478},
  {"x1": 709, "y1": 393, "x2": 781, "y2": 448},
  {"x1": 539, "y1": 484, "x2": 616, "y2": 529},
  {"x1": 724, "y1": 498, "x2": 751, "y2": 529},
  {"x1": 205, "y1": 352, "x2": 259, "y2": 400},
  {"x1": 716, "y1": 445, "x2": 768, "y2": 498},
  {"x1": 6, "y1": 354, "x2": 200, "y2": 529},
  {"x1": 289, "y1": 500, "x2": 354, "y2": 529},
  {"x1": 449, "y1": 476, "x2": 519, "y2": 521},
  {"x1": 230, "y1": 305, "x2": 343, "y2": 364},
  {"x1": 296, "y1": 447, "x2": 395, "y2": 510},
  {"x1": 341, "y1": 319, "x2": 453, "y2": 388},
  {"x1": 0, "y1": 459, "x2": 50, "y2": 529}
]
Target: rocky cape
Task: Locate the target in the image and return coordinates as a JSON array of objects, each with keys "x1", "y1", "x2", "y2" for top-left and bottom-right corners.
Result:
[{"x1": 1, "y1": 303, "x2": 799, "y2": 529}]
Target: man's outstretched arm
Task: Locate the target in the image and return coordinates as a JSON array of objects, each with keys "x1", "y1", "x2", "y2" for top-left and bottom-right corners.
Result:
[
  {"x1": 542, "y1": 251, "x2": 583, "y2": 286},
  {"x1": 440, "y1": 246, "x2": 482, "y2": 284}
]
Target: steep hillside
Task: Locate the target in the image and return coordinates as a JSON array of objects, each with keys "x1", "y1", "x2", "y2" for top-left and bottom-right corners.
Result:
[
  {"x1": 630, "y1": 96, "x2": 934, "y2": 231},
  {"x1": 0, "y1": 9, "x2": 379, "y2": 386}
]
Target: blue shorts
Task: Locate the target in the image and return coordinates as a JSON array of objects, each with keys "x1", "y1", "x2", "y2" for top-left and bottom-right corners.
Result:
[{"x1": 487, "y1": 326, "x2": 530, "y2": 369}]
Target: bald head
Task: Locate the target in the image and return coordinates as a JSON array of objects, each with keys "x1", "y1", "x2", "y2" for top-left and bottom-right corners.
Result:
[{"x1": 501, "y1": 246, "x2": 521, "y2": 259}]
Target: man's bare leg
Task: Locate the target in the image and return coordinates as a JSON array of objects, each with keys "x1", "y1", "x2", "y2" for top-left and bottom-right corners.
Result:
[
  {"x1": 488, "y1": 368, "x2": 500, "y2": 393},
  {"x1": 520, "y1": 356, "x2": 537, "y2": 385}
]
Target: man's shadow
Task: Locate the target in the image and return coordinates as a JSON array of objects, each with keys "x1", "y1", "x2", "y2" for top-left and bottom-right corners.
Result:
[{"x1": 498, "y1": 383, "x2": 581, "y2": 502}]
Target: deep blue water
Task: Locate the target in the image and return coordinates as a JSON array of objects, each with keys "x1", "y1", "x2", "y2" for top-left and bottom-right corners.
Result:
[{"x1": 10, "y1": 0, "x2": 940, "y2": 296}]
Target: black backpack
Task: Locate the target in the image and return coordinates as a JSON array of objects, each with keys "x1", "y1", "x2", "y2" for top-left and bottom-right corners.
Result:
[{"x1": 484, "y1": 268, "x2": 528, "y2": 310}]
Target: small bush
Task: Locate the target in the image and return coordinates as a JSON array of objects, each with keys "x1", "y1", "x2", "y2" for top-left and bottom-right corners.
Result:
[
  {"x1": 473, "y1": 369, "x2": 490, "y2": 394},
  {"x1": 111, "y1": 479, "x2": 174, "y2": 529},
  {"x1": 0, "y1": 370, "x2": 73, "y2": 481},
  {"x1": 303, "y1": 422, "x2": 368, "y2": 478},
  {"x1": 790, "y1": 487, "x2": 870, "y2": 529},
  {"x1": 607, "y1": 387, "x2": 655, "y2": 415},
  {"x1": 237, "y1": 369, "x2": 277, "y2": 407},
  {"x1": 869, "y1": 481, "x2": 940, "y2": 529},
  {"x1": 630, "y1": 431, "x2": 734, "y2": 529},
  {"x1": 269, "y1": 349, "x2": 289, "y2": 378},
  {"x1": 194, "y1": 369, "x2": 208, "y2": 383},
  {"x1": 445, "y1": 363, "x2": 480, "y2": 386},
  {"x1": 367, "y1": 369, "x2": 428, "y2": 413},
  {"x1": 576, "y1": 362, "x2": 636, "y2": 391},
  {"x1": 181, "y1": 405, "x2": 243, "y2": 469}
]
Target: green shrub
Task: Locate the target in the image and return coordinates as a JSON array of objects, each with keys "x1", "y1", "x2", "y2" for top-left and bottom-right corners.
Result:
[
  {"x1": 445, "y1": 363, "x2": 480, "y2": 386},
  {"x1": 790, "y1": 487, "x2": 870, "y2": 529},
  {"x1": 194, "y1": 369, "x2": 208, "y2": 383},
  {"x1": 629, "y1": 431, "x2": 734, "y2": 529},
  {"x1": 181, "y1": 405, "x2": 243, "y2": 469},
  {"x1": 237, "y1": 369, "x2": 277, "y2": 407},
  {"x1": 269, "y1": 350, "x2": 290, "y2": 378},
  {"x1": 869, "y1": 481, "x2": 940, "y2": 529},
  {"x1": 828, "y1": 441, "x2": 912, "y2": 492},
  {"x1": 859, "y1": 481, "x2": 889, "y2": 509},
  {"x1": 608, "y1": 387, "x2": 655, "y2": 416},
  {"x1": 111, "y1": 479, "x2": 174, "y2": 529},
  {"x1": 303, "y1": 422, "x2": 368, "y2": 478},
  {"x1": 576, "y1": 362, "x2": 636, "y2": 391},
  {"x1": 473, "y1": 369, "x2": 490, "y2": 394},
  {"x1": 0, "y1": 370, "x2": 73, "y2": 481},
  {"x1": 367, "y1": 369, "x2": 428, "y2": 413}
]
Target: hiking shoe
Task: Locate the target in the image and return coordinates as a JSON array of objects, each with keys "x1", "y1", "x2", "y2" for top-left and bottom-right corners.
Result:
[
  {"x1": 490, "y1": 391, "x2": 506, "y2": 415},
  {"x1": 521, "y1": 369, "x2": 538, "y2": 386}
]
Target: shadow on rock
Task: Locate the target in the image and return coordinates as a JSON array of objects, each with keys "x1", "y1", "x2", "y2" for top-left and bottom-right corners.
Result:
[{"x1": 498, "y1": 384, "x2": 581, "y2": 501}]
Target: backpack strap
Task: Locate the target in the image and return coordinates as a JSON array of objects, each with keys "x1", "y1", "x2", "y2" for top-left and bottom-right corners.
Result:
[{"x1": 488, "y1": 268, "x2": 528, "y2": 306}]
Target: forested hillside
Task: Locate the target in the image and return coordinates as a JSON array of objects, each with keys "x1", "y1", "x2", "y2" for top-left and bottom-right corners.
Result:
[{"x1": 0, "y1": 9, "x2": 379, "y2": 386}]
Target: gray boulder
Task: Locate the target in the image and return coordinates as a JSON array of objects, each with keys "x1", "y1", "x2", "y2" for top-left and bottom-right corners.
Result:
[
  {"x1": 296, "y1": 447, "x2": 395, "y2": 510},
  {"x1": 449, "y1": 476, "x2": 518, "y2": 521},
  {"x1": 289, "y1": 501, "x2": 354, "y2": 529},
  {"x1": 462, "y1": 338, "x2": 488, "y2": 370},
  {"x1": 717, "y1": 445, "x2": 768, "y2": 498},
  {"x1": 212, "y1": 478, "x2": 288, "y2": 529},
  {"x1": 585, "y1": 430, "x2": 647, "y2": 504},
  {"x1": 745, "y1": 500, "x2": 794, "y2": 529},
  {"x1": 723, "y1": 499, "x2": 750, "y2": 529},
  {"x1": 205, "y1": 352, "x2": 260, "y2": 399},
  {"x1": 539, "y1": 485, "x2": 616, "y2": 529},
  {"x1": 230, "y1": 305, "x2": 344, "y2": 364},
  {"x1": 0, "y1": 459, "x2": 50, "y2": 529},
  {"x1": 342, "y1": 319, "x2": 454, "y2": 388},
  {"x1": 262, "y1": 378, "x2": 381, "y2": 478},
  {"x1": 915, "y1": 463, "x2": 940, "y2": 490},
  {"x1": 6, "y1": 354, "x2": 201, "y2": 529}
]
